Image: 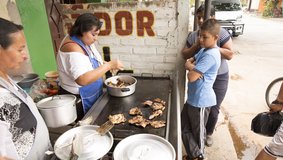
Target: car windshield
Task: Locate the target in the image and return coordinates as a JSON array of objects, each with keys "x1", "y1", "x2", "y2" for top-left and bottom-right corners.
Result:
[{"x1": 212, "y1": 2, "x2": 242, "y2": 11}]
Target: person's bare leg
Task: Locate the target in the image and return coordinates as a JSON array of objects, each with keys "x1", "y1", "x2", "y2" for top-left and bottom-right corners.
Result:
[{"x1": 255, "y1": 149, "x2": 276, "y2": 160}]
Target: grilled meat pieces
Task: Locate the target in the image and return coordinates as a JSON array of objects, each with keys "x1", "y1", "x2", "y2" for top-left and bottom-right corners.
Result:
[
  {"x1": 151, "y1": 102, "x2": 165, "y2": 111},
  {"x1": 150, "y1": 120, "x2": 166, "y2": 128},
  {"x1": 128, "y1": 115, "x2": 150, "y2": 128},
  {"x1": 129, "y1": 107, "x2": 142, "y2": 116},
  {"x1": 128, "y1": 98, "x2": 166, "y2": 128},
  {"x1": 107, "y1": 78, "x2": 132, "y2": 88},
  {"x1": 142, "y1": 100, "x2": 153, "y2": 106},
  {"x1": 108, "y1": 113, "x2": 126, "y2": 124},
  {"x1": 153, "y1": 98, "x2": 166, "y2": 106},
  {"x1": 149, "y1": 109, "x2": 163, "y2": 120},
  {"x1": 143, "y1": 98, "x2": 166, "y2": 110}
]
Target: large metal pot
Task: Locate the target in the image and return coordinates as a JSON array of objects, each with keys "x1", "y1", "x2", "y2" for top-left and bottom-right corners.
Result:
[
  {"x1": 104, "y1": 75, "x2": 137, "y2": 97},
  {"x1": 36, "y1": 95, "x2": 77, "y2": 128}
]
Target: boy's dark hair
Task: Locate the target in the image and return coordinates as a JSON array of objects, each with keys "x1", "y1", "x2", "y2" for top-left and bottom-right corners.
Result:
[
  {"x1": 196, "y1": 4, "x2": 215, "y2": 17},
  {"x1": 69, "y1": 13, "x2": 103, "y2": 37},
  {"x1": 200, "y1": 19, "x2": 220, "y2": 36},
  {"x1": 0, "y1": 18, "x2": 23, "y2": 49}
]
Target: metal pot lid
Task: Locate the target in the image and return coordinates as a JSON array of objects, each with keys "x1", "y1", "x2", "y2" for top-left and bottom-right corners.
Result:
[
  {"x1": 113, "y1": 134, "x2": 176, "y2": 160},
  {"x1": 54, "y1": 125, "x2": 113, "y2": 160},
  {"x1": 36, "y1": 95, "x2": 76, "y2": 109}
]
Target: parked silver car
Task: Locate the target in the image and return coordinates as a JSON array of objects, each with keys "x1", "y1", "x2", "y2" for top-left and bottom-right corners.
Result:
[{"x1": 212, "y1": 0, "x2": 245, "y2": 37}]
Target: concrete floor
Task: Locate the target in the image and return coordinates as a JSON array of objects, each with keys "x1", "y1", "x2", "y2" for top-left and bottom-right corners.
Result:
[{"x1": 205, "y1": 112, "x2": 238, "y2": 160}]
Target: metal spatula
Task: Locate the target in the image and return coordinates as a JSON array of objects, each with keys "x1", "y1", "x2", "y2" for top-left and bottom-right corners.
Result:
[
  {"x1": 96, "y1": 120, "x2": 114, "y2": 136},
  {"x1": 73, "y1": 116, "x2": 93, "y2": 128}
]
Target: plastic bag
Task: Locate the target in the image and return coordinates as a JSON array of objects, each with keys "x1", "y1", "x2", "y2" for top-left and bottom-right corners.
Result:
[
  {"x1": 29, "y1": 80, "x2": 48, "y2": 103},
  {"x1": 251, "y1": 111, "x2": 283, "y2": 137}
]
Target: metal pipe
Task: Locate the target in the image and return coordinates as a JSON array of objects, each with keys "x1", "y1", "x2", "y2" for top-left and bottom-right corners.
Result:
[
  {"x1": 193, "y1": 0, "x2": 201, "y2": 31},
  {"x1": 168, "y1": 71, "x2": 182, "y2": 160},
  {"x1": 165, "y1": 91, "x2": 171, "y2": 141},
  {"x1": 204, "y1": 0, "x2": 212, "y2": 21}
]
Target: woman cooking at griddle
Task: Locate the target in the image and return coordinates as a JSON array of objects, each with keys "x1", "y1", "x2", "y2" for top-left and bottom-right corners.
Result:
[{"x1": 56, "y1": 13, "x2": 124, "y2": 120}]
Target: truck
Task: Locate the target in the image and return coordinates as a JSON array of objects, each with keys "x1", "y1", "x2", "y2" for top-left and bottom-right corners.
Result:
[{"x1": 212, "y1": 0, "x2": 245, "y2": 37}]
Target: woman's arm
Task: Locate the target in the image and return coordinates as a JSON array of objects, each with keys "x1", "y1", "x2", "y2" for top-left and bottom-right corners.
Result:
[
  {"x1": 219, "y1": 37, "x2": 234, "y2": 60},
  {"x1": 60, "y1": 41, "x2": 124, "y2": 86},
  {"x1": 182, "y1": 43, "x2": 201, "y2": 60},
  {"x1": 181, "y1": 32, "x2": 201, "y2": 60},
  {"x1": 75, "y1": 60, "x2": 123, "y2": 86}
]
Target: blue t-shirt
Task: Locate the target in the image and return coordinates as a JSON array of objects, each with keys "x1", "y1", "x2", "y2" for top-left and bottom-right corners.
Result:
[
  {"x1": 186, "y1": 47, "x2": 221, "y2": 108},
  {"x1": 186, "y1": 28, "x2": 231, "y2": 75}
]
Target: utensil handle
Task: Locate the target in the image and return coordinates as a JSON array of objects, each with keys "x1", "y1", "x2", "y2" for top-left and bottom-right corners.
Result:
[
  {"x1": 141, "y1": 73, "x2": 153, "y2": 78},
  {"x1": 121, "y1": 88, "x2": 130, "y2": 92}
]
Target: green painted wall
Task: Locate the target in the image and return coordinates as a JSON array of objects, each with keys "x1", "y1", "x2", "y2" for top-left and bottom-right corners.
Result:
[{"x1": 16, "y1": 0, "x2": 56, "y2": 78}]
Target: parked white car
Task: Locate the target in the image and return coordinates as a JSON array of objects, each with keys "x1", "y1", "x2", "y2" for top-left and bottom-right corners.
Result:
[{"x1": 212, "y1": 0, "x2": 245, "y2": 37}]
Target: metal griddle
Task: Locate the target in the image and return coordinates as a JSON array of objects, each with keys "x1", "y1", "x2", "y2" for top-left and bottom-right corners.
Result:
[{"x1": 93, "y1": 75, "x2": 172, "y2": 140}]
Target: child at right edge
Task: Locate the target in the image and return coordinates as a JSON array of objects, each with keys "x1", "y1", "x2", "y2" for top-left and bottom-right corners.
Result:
[{"x1": 181, "y1": 19, "x2": 221, "y2": 160}]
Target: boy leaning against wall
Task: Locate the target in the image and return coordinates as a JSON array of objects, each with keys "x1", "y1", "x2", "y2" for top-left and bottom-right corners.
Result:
[{"x1": 181, "y1": 19, "x2": 221, "y2": 160}]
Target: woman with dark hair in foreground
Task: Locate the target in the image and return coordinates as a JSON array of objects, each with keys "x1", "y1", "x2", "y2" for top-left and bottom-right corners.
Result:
[{"x1": 0, "y1": 18, "x2": 51, "y2": 160}]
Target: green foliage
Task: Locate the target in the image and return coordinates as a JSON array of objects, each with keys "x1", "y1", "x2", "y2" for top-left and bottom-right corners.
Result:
[
  {"x1": 241, "y1": 0, "x2": 248, "y2": 6},
  {"x1": 262, "y1": 0, "x2": 278, "y2": 17}
]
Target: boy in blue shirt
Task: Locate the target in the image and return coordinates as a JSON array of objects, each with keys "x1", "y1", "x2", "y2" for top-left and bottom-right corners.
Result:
[{"x1": 181, "y1": 19, "x2": 221, "y2": 160}]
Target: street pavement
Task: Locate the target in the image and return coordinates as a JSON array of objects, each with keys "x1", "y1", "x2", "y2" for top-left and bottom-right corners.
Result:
[
  {"x1": 205, "y1": 112, "x2": 238, "y2": 160},
  {"x1": 224, "y1": 12, "x2": 283, "y2": 160}
]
